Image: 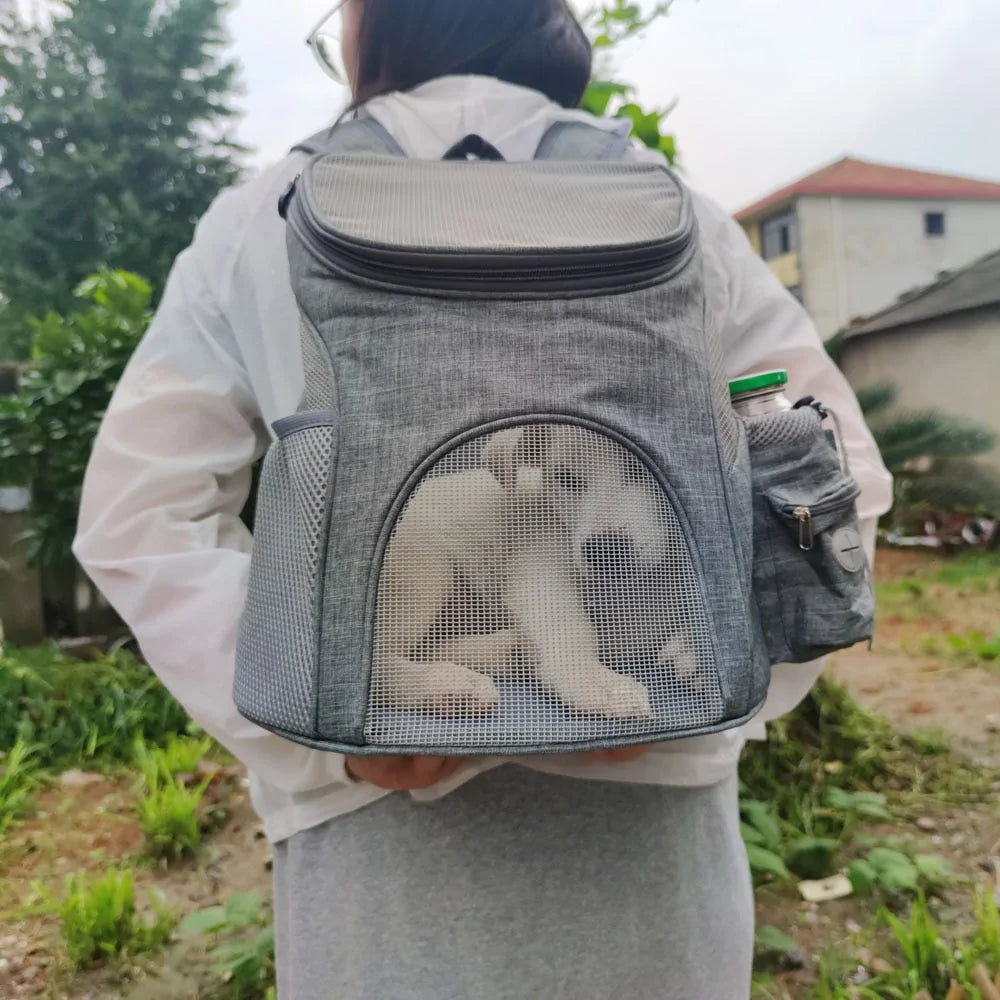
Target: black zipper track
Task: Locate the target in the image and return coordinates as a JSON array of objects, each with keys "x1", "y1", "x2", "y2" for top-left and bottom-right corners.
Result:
[{"x1": 289, "y1": 171, "x2": 695, "y2": 295}]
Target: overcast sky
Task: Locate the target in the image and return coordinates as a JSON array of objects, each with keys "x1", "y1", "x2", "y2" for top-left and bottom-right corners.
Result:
[{"x1": 226, "y1": 0, "x2": 1000, "y2": 213}]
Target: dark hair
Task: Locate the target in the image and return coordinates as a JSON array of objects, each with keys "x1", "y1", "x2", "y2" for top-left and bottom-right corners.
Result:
[{"x1": 352, "y1": 0, "x2": 592, "y2": 109}]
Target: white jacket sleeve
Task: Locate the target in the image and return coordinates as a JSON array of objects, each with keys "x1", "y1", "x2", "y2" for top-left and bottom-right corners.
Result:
[
  {"x1": 73, "y1": 208, "x2": 355, "y2": 796},
  {"x1": 692, "y1": 192, "x2": 895, "y2": 730}
]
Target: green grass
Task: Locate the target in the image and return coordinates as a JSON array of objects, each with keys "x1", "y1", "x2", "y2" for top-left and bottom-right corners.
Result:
[
  {"x1": 739, "y1": 675, "x2": 998, "y2": 892},
  {"x1": 0, "y1": 642, "x2": 201, "y2": 832},
  {"x1": 874, "y1": 578, "x2": 945, "y2": 622},
  {"x1": 35, "y1": 868, "x2": 175, "y2": 969},
  {"x1": 181, "y1": 892, "x2": 276, "y2": 1000},
  {"x1": 812, "y1": 889, "x2": 1000, "y2": 998},
  {"x1": 0, "y1": 737, "x2": 41, "y2": 833},
  {"x1": 928, "y1": 550, "x2": 1000, "y2": 589},
  {"x1": 0, "y1": 642, "x2": 193, "y2": 773},
  {"x1": 134, "y1": 739, "x2": 212, "y2": 861}
]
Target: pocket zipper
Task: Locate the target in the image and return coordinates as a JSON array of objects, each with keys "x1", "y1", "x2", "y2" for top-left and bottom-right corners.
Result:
[
  {"x1": 792, "y1": 507, "x2": 814, "y2": 551},
  {"x1": 773, "y1": 478, "x2": 861, "y2": 550}
]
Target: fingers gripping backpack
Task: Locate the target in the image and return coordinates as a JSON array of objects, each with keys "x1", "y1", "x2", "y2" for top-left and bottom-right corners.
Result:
[{"x1": 235, "y1": 118, "x2": 875, "y2": 756}]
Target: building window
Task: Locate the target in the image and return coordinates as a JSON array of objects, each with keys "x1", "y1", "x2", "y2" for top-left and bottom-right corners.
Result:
[
  {"x1": 924, "y1": 211, "x2": 945, "y2": 237},
  {"x1": 786, "y1": 284, "x2": 803, "y2": 303},
  {"x1": 761, "y1": 209, "x2": 799, "y2": 260}
]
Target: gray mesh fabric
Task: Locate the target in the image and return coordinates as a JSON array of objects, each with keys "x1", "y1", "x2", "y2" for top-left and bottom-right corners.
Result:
[
  {"x1": 305, "y1": 158, "x2": 689, "y2": 253},
  {"x1": 745, "y1": 406, "x2": 822, "y2": 450},
  {"x1": 366, "y1": 424, "x2": 724, "y2": 748},
  {"x1": 235, "y1": 422, "x2": 335, "y2": 736}
]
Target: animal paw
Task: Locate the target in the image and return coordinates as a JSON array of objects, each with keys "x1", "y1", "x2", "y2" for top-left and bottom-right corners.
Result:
[
  {"x1": 658, "y1": 635, "x2": 700, "y2": 681},
  {"x1": 596, "y1": 672, "x2": 653, "y2": 719},
  {"x1": 421, "y1": 662, "x2": 501, "y2": 715},
  {"x1": 548, "y1": 663, "x2": 653, "y2": 719}
]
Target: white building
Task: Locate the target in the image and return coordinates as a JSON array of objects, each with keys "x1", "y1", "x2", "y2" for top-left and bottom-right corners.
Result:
[
  {"x1": 837, "y1": 249, "x2": 1000, "y2": 474},
  {"x1": 736, "y1": 157, "x2": 1000, "y2": 339}
]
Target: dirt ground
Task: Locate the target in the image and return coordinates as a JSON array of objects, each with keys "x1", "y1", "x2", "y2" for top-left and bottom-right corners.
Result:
[
  {"x1": 831, "y1": 547, "x2": 1000, "y2": 769},
  {"x1": 1, "y1": 545, "x2": 998, "y2": 999}
]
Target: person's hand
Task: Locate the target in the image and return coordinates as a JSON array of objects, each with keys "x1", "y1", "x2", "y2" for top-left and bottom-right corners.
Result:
[
  {"x1": 585, "y1": 746, "x2": 651, "y2": 764},
  {"x1": 345, "y1": 755, "x2": 464, "y2": 791}
]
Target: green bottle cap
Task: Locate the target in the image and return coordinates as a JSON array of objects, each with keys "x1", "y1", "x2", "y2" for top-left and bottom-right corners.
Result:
[{"x1": 729, "y1": 370, "x2": 789, "y2": 397}]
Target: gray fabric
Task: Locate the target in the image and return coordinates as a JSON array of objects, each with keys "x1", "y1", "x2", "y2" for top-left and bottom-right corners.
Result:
[
  {"x1": 744, "y1": 407, "x2": 874, "y2": 663},
  {"x1": 273, "y1": 766, "x2": 753, "y2": 1000},
  {"x1": 237, "y1": 118, "x2": 776, "y2": 753},
  {"x1": 292, "y1": 117, "x2": 406, "y2": 158},
  {"x1": 296, "y1": 271, "x2": 763, "y2": 747},
  {"x1": 299, "y1": 316, "x2": 336, "y2": 413},
  {"x1": 533, "y1": 120, "x2": 633, "y2": 161},
  {"x1": 303, "y1": 157, "x2": 690, "y2": 252}
]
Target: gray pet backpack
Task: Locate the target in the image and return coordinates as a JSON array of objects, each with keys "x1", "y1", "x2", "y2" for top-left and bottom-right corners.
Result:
[{"x1": 235, "y1": 118, "x2": 875, "y2": 756}]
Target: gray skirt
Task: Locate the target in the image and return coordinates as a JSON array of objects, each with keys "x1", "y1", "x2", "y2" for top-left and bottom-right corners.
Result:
[{"x1": 273, "y1": 766, "x2": 753, "y2": 1000}]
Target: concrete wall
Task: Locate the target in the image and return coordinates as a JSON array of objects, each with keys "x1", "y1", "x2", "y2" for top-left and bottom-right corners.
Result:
[
  {"x1": 798, "y1": 196, "x2": 1000, "y2": 338},
  {"x1": 838, "y1": 306, "x2": 1000, "y2": 472},
  {"x1": 0, "y1": 490, "x2": 45, "y2": 645}
]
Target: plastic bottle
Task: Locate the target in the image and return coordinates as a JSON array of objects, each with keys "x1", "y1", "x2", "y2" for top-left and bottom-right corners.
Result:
[{"x1": 729, "y1": 370, "x2": 793, "y2": 418}]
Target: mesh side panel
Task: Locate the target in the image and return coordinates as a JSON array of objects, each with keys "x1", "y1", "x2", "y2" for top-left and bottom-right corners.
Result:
[
  {"x1": 307, "y1": 158, "x2": 687, "y2": 252},
  {"x1": 745, "y1": 407, "x2": 821, "y2": 450},
  {"x1": 235, "y1": 426, "x2": 335, "y2": 736},
  {"x1": 300, "y1": 318, "x2": 335, "y2": 410},
  {"x1": 366, "y1": 424, "x2": 724, "y2": 748}
]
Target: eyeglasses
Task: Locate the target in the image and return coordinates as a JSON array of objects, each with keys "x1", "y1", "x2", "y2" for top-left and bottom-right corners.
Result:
[{"x1": 306, "y1": 1, "x2": 349, "y2": 84}]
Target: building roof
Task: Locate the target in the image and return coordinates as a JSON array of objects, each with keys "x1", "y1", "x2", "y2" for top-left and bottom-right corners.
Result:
[
  {"x1": 736, "y1": 157, "x2": 1000, "y2": 222},
  {"x1": 845, "y1": 248, "x2": 1000, "y2": 340}
]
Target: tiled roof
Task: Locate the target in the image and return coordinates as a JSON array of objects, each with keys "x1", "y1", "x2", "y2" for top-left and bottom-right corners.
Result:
[
  {"x1": 736, "y1": 157, "x2": 1000, "y2": 222},
  {"x1": 845, "y1": 248, "x2": 1000, "y2": 339}
]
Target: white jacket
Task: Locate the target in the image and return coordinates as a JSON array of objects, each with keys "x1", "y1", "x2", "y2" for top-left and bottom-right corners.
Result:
[{"x1": 74, "y1": 76, "x2": 893, "y2": 843}]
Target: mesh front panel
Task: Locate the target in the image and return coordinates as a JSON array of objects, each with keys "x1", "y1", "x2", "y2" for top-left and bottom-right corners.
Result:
[{"x1": 366, "y1": 424, "x2": 724, "y2": 748}]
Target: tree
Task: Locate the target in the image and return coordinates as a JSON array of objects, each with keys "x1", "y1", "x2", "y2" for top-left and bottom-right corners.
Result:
[
  {"x1": 856, "y1": 383, "x2": 1000, "y2": 526},
  {"x1": 0, "y1": 0, "x2": 244, "y2": 360},
  {"x1": 0, "y1": 271, "x2": 153, "y2": 569},
  {"x1": 581, "y1": 1, "x2": 679, "y2": 164}
]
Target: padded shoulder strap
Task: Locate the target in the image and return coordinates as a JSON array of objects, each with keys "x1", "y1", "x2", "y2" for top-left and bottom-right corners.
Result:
[
  {"x1": 291, "y1": 116, "x2": 406, "y2": 157},
  {"x1": 533, "y1": 120, "x2": 632, "y2": 161}
]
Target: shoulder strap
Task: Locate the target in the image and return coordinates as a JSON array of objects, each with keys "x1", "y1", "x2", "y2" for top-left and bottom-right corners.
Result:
[
  {"x1": 533, "y1": 120, "x2": 632, "y2": 162},
  {"x1": 291, "y1": 116, "x2": 407, "y2": 157}
]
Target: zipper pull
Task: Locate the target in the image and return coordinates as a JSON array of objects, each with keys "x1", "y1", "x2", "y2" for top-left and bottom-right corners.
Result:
[{"x1": 792, "y1": 506, "x2": 814, "y2": 550}]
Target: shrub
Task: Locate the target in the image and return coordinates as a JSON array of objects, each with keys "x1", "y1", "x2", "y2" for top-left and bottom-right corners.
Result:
[
  {"x1": 36, "y1": 868, "x2": 175, "y2": 968},
  {"x1": 134, "y1": 740, "x2": 211, "y2": 861},
  {"x1": 182, "y1": 891, "x2": 276, "y2": 999}
]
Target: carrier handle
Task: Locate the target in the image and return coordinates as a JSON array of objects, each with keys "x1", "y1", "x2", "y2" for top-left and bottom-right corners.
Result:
[{"x1": 442, "y1": 134, "x2": 506, "y2": 162}]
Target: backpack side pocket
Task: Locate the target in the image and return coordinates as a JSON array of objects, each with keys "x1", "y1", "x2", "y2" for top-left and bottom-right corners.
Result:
[
  {"x1": 235, "y1": 412, "x2": 337, "y2": 739},
  {"x1": 746, "y1": 406, "x2": 874, "y2": 664}
]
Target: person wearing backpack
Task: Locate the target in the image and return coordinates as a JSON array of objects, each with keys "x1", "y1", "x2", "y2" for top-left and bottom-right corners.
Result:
[{"x1": 74, "y1": 2, "x2": 893, "y2": 997}]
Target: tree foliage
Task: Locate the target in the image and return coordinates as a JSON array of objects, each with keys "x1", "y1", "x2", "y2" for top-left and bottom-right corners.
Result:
[
  {"x1": 858, "y1": 383, "x2": 1000, "y2": 518},
  {"x1": 580, "y1": 1, "x2": 679, "y2": 163},
  {"x1": 0, "y1": 271, "x2": 153, "y2": 568},
  {"x1": 0, "y1": 0, "x2": 243, "y2": 359}
]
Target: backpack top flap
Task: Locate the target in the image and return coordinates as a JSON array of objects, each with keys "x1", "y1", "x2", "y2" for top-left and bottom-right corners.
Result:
[{"x1": 283, "y1": 122, "x2": 695, "y2": 298}]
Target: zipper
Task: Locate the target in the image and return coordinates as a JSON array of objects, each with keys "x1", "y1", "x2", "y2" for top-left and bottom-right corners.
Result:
[
  {"x1": 792, "y1": 507, "x2": 814, "y2": 551},
  {"x1": 775, "y1": 478, "x2": 861, "y2": 551},
  {"x1": 286, "y1": 169, "x2": 695, "y2": 295}
]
